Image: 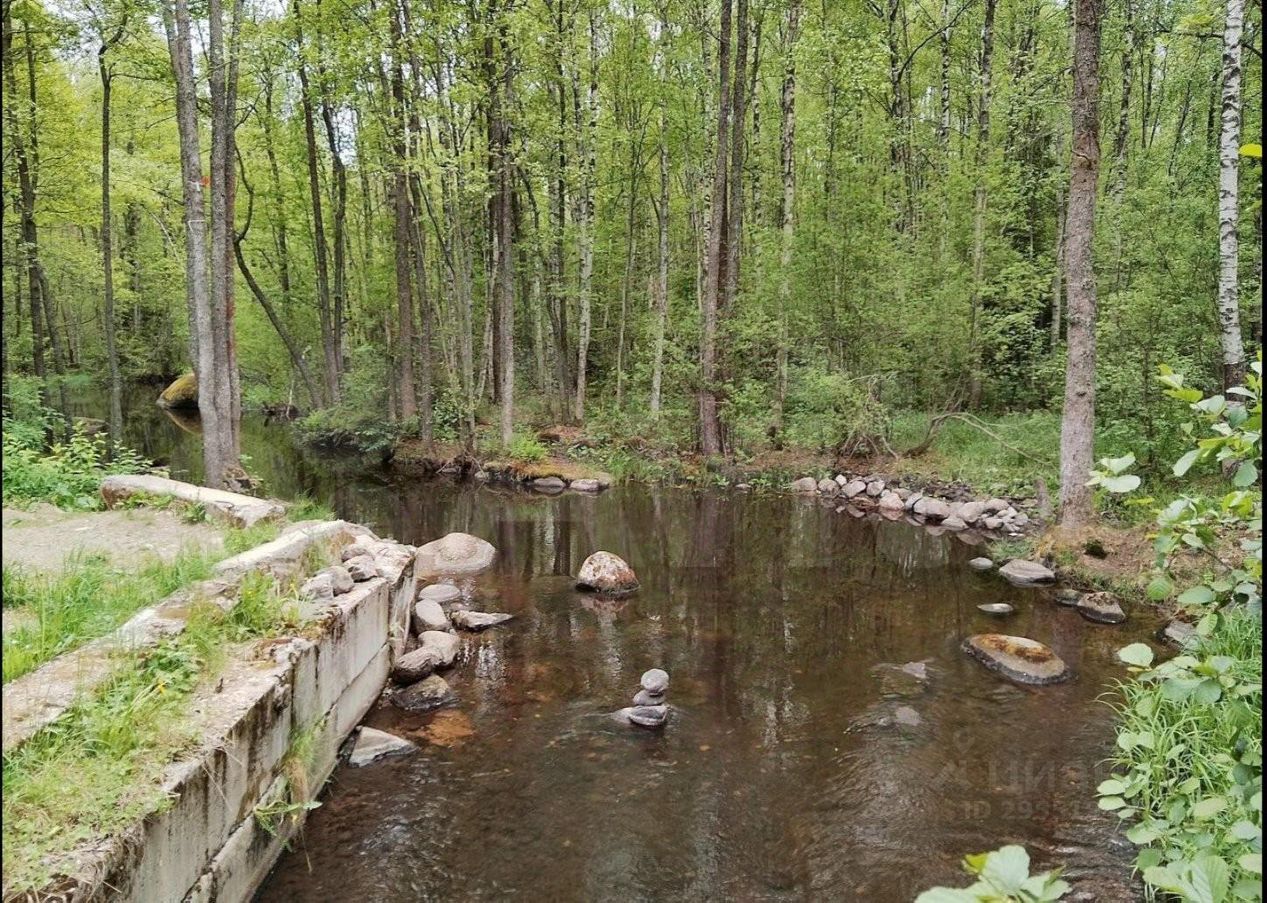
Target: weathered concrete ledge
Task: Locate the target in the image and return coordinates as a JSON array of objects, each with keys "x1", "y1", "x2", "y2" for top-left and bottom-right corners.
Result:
[
  {"x1": 2, "y1": 520, "x2": 370, "y2": 754},
  {"x1": 101, "y1": 474, "x2": 286, "y2": 528}
]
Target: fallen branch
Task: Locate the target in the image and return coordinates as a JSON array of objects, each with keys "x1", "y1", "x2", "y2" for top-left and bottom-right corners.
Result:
[{"x1": 903, "y1": 412, "x2": 1054, "y2": 466}]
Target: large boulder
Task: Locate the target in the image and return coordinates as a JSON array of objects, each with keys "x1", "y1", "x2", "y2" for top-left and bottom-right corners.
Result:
[
  {"x1": 416, "y1": 532, "x2": 496, "y2": 577},
  {"x1": 913, "y1": 496, "x2": 952, "y2": 520},
  {"x1": 963, "y1": 634, "x2": 1070, "y2": 685},
  {"x1": 157, "y1": 372, "x2": 199, "y2": 409},
  {"x1": 576, "y1": 551, "x2": 639, "y2": 595},
  {"x1": 789, "y1": 477, "x2": 818, "y2": 494},
  {"x1": 998, "y1": 559, "x2": 1056, "y2": 585},
  {"x1": 877, "y1": 491, "x2": 905, "y2": 512}
]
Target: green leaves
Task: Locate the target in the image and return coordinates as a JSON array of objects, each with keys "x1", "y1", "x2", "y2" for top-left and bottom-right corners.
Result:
[
  {"x1": 1087, "y1": 452, "x2": 1141, "y2": 494},
  {"x1": 916, "y1": 846, "x2": 1070, "y2": 902},
  {"x1": 1119, "y1": 643, "x2": 1155, "y2": 668}
]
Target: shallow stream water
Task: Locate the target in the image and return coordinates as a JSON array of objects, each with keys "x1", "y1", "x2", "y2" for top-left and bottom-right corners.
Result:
[{"x1": 68, "y1": 386, "x2": 1150, "y2": 900}]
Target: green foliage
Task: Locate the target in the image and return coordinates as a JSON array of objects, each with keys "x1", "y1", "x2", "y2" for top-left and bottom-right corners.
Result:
[
  {"x1": 506, "y1": 433, "x2": 548, "y2": 463},
  {"x1": 1097, "y1": 357, "x2": 1263, "y2": 900},
  {"x1": 779, "y1": 367, "x2": 890, "y2": 453},
  {"x1": 915, "y1": 845, "x2": 1070, "y2": 902}
]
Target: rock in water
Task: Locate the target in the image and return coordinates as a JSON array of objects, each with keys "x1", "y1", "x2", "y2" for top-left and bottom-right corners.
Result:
[
  {"x1": 418, "y1": 583, "x2": 462, "y2": 606},
  {"x1": 616, "y1": 705, "x2": 669, "y2": 729},
  {"x1": 392, "y1": 675, "x2": 456, "y2": 713},
  {"x1": 893, "y1": 705, "x2": 923, "y2": 727},
  {"x1": 392, "y1": 631, "x2": 461, "y2": 683},
  {"x1": 968, "y1": 557, "x2": 994, "y2": 571},
  {"x1": 998, "y1": 559, "x2": 1056, "y2": 586},
  {"x1": 633, "y1": 690, "x2": 665, "y2": 706},
  {"x1": 533, "y1": 476, "x2": 566, "y2": 493},
  {"x1": 1161, "y1": 619, "x2": 1198, "y2": 649},
  {"x1": 348, "y1": 727, "x2": 417, "y2": 766},
  {"x1": 789, "y1": 477, "x2": 818, "y2": 493},
  {"x1": 977, "y1": 602, "x2": 1015, "y2": 616},
  {"x1": 576, "y1": 551, "x2": 639, "y2": 595},
  {"x1": 451, "y1": 610, "x2": 514, "y2": 631},
  {"x1": 640, "y1": 668, "x2": 670, "y2": 694},
  {"x1": 414, "y1": 599, "x2": 450, "y2": 633},
  {"x1": 1076, "y1": 592, "x2": 1127, "y2": 624},
  {"x1": 878, "y1": 491, "x2": 905, "y2": 512},
  {"x1": 1054, "y1": 588, "x2": 1083, "y2": 607},
  {"x1": 157, "y1": 372, "x2": 199, "y2": 409},
  {"x1": 963, "y1": 634, "x2": 1070, "y2": 685},
  {"x1": 569, "y1": 478, "x2": 601, "y2": 492},
  {"x1": 842, "y1": 480, "x2": 868, "y2": 498},
  {"x1": 416, "y1": 532, "x2": 497, "y2": 577}
]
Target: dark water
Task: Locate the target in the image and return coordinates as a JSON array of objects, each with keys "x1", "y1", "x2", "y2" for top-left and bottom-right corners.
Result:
[{"x1": 70, "y1": 387, "x2": 1149, "y2": 900}]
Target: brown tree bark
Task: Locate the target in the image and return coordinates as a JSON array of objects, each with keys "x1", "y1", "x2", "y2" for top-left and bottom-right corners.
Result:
[
  {"x1": 1058, "y1": 0, "x2": 1104, "y2": 527},
  {"x1": 773, "y1": 0, "x2": 800, "y2": 439}
]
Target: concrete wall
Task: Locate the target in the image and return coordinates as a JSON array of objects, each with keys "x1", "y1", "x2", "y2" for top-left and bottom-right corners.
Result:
[{"x1": 35, "y1": 531, "x2": 418, "y2": 903}]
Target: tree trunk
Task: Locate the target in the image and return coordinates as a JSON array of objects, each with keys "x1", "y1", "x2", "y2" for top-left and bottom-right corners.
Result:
[
  {"x1": 698, "y1": 0, "x2": 733, "y2": 456},
  {"x1": 967, "y1": 0, "x2": 998, "y2": 409},
  {"x1": 773, "y1": 0, "x2": 799, "y2": 439},
  {"x1": 1058, "y1": 0, "x2": 1103, "y2": 527},
  {"x1": 1217, "y1": 0, "x2": 1246, "y2": 391},
  {"x1": 649, "y1": 57, "x2": 671, "y2": 418},
  {"x1": 389, "y1": 2, "x2": 416, "y2": 421},
  {"x1": 99, "y1": 25, "x2": 126, "y2": 445},
  {"x1": 1111, "y1": 0, "x2": 1134, "y2": 194},
  {"x1": 573, "y1": 11, "x2": 598, "y2": 423}
]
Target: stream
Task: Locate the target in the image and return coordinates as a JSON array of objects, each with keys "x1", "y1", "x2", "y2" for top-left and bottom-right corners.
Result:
[{"x1": 69, "y1": 386, "x2": 1148, "y2": 900}]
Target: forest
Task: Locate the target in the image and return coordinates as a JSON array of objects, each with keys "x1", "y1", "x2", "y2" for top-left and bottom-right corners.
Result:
[{"x1": 2, "y1": 0, "x2": 1260, "y2": 497}]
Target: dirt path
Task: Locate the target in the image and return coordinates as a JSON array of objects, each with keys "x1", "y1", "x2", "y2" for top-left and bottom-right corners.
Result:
[{"x1": 2, "y1": 504, "x2": 226, "y2": 574}]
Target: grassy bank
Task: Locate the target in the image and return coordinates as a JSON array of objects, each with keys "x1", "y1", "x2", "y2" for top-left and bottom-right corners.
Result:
[{"x1": 1, "y1": 572, "x2": 303, "y2": 894}]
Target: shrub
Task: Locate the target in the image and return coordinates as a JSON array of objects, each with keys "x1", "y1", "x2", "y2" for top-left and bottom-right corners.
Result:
[{"x1": 507, "y1": 433, "x2": 547, "y2": 463}]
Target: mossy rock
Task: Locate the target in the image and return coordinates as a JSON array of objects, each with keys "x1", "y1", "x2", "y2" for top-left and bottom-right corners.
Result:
[{"x1": 157, "y1": 373, "x2": 198, "y2": 409}]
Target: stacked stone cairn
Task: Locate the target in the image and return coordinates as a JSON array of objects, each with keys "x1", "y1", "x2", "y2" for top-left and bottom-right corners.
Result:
[{"x1": 614, "y1": 668, "x2": 670, "y2": 729}]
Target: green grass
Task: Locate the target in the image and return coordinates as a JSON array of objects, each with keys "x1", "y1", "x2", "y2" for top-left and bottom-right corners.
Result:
[
  {"x1": 1104, "y1": 609, "x2": 1263, "y2": 898},
  {"x1": 1, "y1": 572, "x2": 301, "y2": 894}
]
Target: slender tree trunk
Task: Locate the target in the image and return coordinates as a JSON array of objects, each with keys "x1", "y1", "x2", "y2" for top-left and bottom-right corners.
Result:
[
  {"x1": 699, "y1": 0, "x2": 733, "y2": 456},
  {"x1": 389, "y1": 3, "x2": 416, "y2": 421},
  {"x1": 261, "y1": 74, "x2": 293, "y2": 306},
  {"x1": 1111, "y1": 0, "x2": 1134, "y2": 194},
  {"x1": 1051, "y1": 174, "x2": 1066, "y2": 348},
  {"x1": 968, "y1": 0, "x2": 998, "y2": 409},
  {"x1": 939, "y1": 0, "x2": 952, "y2": 149},
  {"x1": 99, "y1": 26, "x2": 126, "y2": 444},
  {"x1": 724, "y1": 0, "x2": 749, "y2": 316},
  {"x1": 574, "y1": 12, "x2": 598, "y2": 423},
  {"x1": 649, "y1": 66, "x2": 671, "y2": 418},
  {"x1": 773, "y1": 0, "x2": 799, "y2": 439},
  {"x1": 1059, "y1": 0, "x2": 1104, "y2": 527},
  {"x1": 1217, "y1": 0, "x2": 1246, "y2": 390}
]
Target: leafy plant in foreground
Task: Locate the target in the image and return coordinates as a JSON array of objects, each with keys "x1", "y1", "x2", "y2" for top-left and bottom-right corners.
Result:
[{"x1": 915, "y1": 845, "x2": 1070, "y2": 901}]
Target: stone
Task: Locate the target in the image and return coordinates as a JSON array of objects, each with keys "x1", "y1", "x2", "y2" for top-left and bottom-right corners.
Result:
[
  {"x1": 156, "y1": 372, "x2": 199, "y2": 409},
  {"x1": 1054, "y1": 588, "x2": 1083, "y2": 607},
  {"x1": 451, "y1": 610, "x2": 514, "y2": 631},
  {"x1": 1161, "y1": 619, "x2": 1198, "y2": 649},
  {"x1": 1076, "y1": 592, "x2": 1127, "y2": 624},
  {"x1": 789, "y1": 477, "x2": 818, "y2": 493},
  {"x1": 344, "y1": 554, "x2": 379, "y2": 582},
  {"x1": 893, "y1": 705, "x2": 923, "y2": 727},
  {"x1": 842, "y1": 480, "x2": 867, "y2": 498},
  {"x1": 999, "y1": 507, "x2": 1020, "y2": 521},
  {"x1": 878, "y1": 491, "x2": 905, "y2": 511},
  {"x1": 913, "y1": 496, "x2": 952, "y2": 520},
  {"x1": 963, "y1": 634, "x2": 1070, "y2": 685},
  {"x1": 998, "y1": 559, "x2": 1056, "y2": 585},
  {"x1": 533, "y1": 476, "x2": 566, "y2": 492},
  {"x1": 299, "y1": 572, "x2": 334, "y2": 602},
  {"x1": 576, "y1": 551, "x2": 639, "y2": 595},
  {"x1": 341, "y1": 541, "x2": 373, "y2": 562},
  {"x1": 322, "y1": 565, "x2": 354, "y2": 595},
  {"x1": 570, "y1": 478, "x2": 602, "y2": 492},
  {"x1": 632, "y1": 690, "x2": 665, "y2": 706},
  {"x1": 982, "y1": 516, "x2": 1004, "y2": 531},
  {"x1": 865, "y1": 480, "x2": 885, "y2": 497},
  {"x1": 959, "y1": 501, "x2": 987, "y2": 524},
  {"x1": 416, "y1": 532, "x2": 497, "y2": 577},
  {"x1": 419, "y1": 583, "x2": 462, "y2": 606},
  {"x1": 624, "y1": 705, "x2": 669, "y2": 728},
  {"x1": 1011, "y1": 511, "x2": 1030, "y2": 528},
  {"x1": 641, "y1": 668, "x2": 670, "y2": 694},
  {"x1": 834, "y1": 474, "x2": 850, "y2": 487},
  {"x1": 942, "y1": 516, "x2": 968, "y2": 531},
  {"x1": 348, "y1": 727, "x2": 417, "y2": 767},
  {"x1": 392, "y1": 630, "x2": 461, "y2": 683},
  {"x1": 968, "y1": 557, "x2": 994, "y2": 571},
  {"x1": 817, "y1": 478, "x2": 839, "y2": 496},
  {"x1": 984, "y1": 498, "x2": 1010, "y2": 513},
  {"x1": 391, "y1": 675, "x2": 456, "y2": 713},
  {"x1": 904, "y1": 492, "x2": 923, "y2": 511},
  {"x1": 414, "y1": 599, "x2": 450, "y2": 633},
  {"x1": 977, "y1": 603, "x2": 1015, "y2": 615},
  {"x1": 735, "y1": 483, "x2": 752, "y2": 491},
  {"x1": 896, "y1": 488, "x2": 912, "y2": 500}
]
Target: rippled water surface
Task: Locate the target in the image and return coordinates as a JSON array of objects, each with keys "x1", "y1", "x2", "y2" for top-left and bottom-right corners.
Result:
[{"x1": 74, "y1": 387, "x2": 1151, "y2": 901}]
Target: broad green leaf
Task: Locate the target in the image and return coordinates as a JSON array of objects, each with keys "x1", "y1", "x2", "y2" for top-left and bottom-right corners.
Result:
[
  {"x1": 1118, "y1": 643, "x2": 1155, "y2": 667},
  {"x1": 1192, "y1": 797, "x2": 1228, "y2": 819},
  {"x1": 1103, "y1": 453, "x2": 1137, "y2": 474},
  {"x1": 1098, "y1": 779, "x2": 1127, "y2": 795},
  {"x1": 1099, "y1": 796, "x2": 1127, "y2": 811},
  {"x1": 1178, "y1": 585, "x2": 1217, "y2": 606},
  {"x1": 1232, "y1": 461, "x2": 1258, "y2": 488},
  {"x1": 1100, "y1": 474, "x2": 1140, "y2": 493},
  {"x1": 1239, "y1": 853, "x2": 1262, "y2": 875},
  {"x1": 979, "y1": 845, "x2": 1031, "y2": 893},
  {"x1": 1174, "y1": 449, "x2": 1201, "y2": 476},
  {"x1": 1146, "y1": 577, "x2": 1174, "y2": 600}
]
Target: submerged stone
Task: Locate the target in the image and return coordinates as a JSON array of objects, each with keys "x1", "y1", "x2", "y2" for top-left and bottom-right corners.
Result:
[
  {"x1": 419, "y1": 583, "x2": 462, "y2": 607},
  {"x1": 615, "y1": 704, "x2": 669, "y2": 728},
  {"x1": 968, "y1": 557, "x2": 995, "y2": 571},
  {"x1": 392, "y1": 675, "x2": 456, "y2": 713},
  {"x1": 348, "y1": 727, "x2": 417, "y2": 766},
  {"x1": 977, "y1": 602, "x2": 1015, "y2": 615},
  {"x1": 963, "y1": 634, "x2": 1070, "y2": 685},
  {"x1": 451, "y1": 610, "x2": 514, "y2": 631},
  {"x1": 1076, "y1": 592, "x2": 1127, "y2": 624},
  {"x1": 392, "y1": 631, "x2": 461, "y2": 683}
]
